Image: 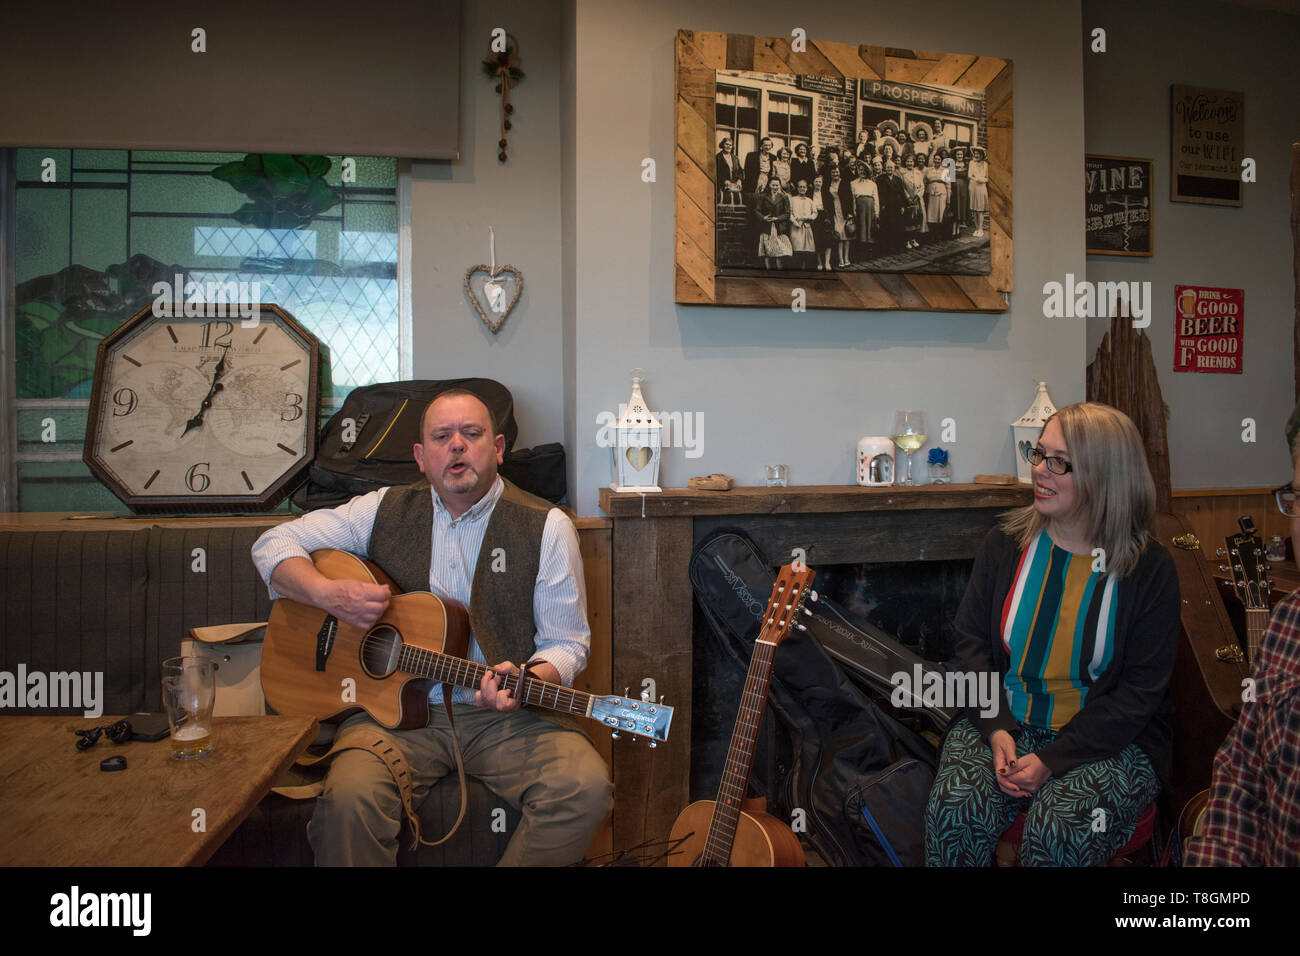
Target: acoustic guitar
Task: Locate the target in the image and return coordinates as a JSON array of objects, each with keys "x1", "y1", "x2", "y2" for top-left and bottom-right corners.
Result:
[
  {"x1": 261, "y1": 549, "x2": 673, "y2": 743},
  {"x1": 669, "y1": 562, "x2": 814, "y2": 867},
  {"x1": 1219, "y1": 515, "x2": 1273, "y2": 668},
  {"x1": 1177, "y1": 517, "x2": 1276, "y2": 850}
]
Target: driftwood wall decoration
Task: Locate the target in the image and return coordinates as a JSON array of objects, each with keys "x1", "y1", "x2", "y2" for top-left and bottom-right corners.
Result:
[
  {"x1": 1086, "y1": 314, "x2": 1173, "y2": 512},
  {"x1": 674, "y1": 30, "x2": 1013, "y2": 312}
]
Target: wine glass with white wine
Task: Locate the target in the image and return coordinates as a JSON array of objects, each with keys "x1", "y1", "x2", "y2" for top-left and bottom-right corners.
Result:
[{"x1": 890, "y1": 410, "x2": 927, "y2": 486}]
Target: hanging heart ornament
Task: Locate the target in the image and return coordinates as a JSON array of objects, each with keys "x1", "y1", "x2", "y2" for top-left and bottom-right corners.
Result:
[{"x1": 464, "y1": 264, "x2": 524, "y2": 334}]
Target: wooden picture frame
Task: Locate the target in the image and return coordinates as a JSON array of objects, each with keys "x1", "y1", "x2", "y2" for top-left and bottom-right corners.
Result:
[
  {"x1": 674, "y1": 30, "x2": 1013, "y2": 312},
  {"x1": 1085, "y1": 155, "x2": 1153, "y2": 257}
]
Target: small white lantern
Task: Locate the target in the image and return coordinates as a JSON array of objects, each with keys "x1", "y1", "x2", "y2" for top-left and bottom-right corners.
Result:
[
  {"x1": 1011, "y1": 380, "x2": 1058, "y2": 484},
  {"x1": 610, "y1": 374, "x2": 662, "y2": 492}
]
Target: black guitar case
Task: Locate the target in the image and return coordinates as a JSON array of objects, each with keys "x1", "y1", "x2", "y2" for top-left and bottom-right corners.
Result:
[
  {"x1": 688, "y1": 528, "x2": 944, "y2": 866},
  {"x1": 291, "y1": 378, "x2": 567, "y2": 508}
]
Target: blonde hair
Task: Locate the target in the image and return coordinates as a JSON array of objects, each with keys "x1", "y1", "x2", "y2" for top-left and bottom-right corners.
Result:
[{"x1": 1000, "y1": 402, "x2": 1155, "y2": 578}]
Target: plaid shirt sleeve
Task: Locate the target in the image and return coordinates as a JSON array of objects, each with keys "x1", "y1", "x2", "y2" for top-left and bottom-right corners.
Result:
[{"x1": 1185, "y1": 591, "x2": 1300, "y2": 866}]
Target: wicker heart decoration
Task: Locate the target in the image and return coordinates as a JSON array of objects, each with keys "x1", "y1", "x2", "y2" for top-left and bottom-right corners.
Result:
[{"x1": 464, "y1": 264, "x2": 524, "y2": 334}]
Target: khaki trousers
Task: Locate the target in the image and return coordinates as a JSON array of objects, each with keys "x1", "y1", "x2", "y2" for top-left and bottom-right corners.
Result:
[{"x1": 308, "y1": 704, "x2": 612, "y2": 866}]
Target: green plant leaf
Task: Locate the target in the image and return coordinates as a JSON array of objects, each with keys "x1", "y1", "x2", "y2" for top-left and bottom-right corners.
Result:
[
  {"x1": 303, "y1": 178, "x2": 339, "y2": 216},
  {"x1": 297, "y1": 154, "x2": 331, "y2": 179},
  {"x1": 210, "y1": 160, "x2": 263, "y2": 194},
  {"x1": 263, "y1": 154, "x2": 310, "y2": 198},
  {"x1": 232, "y1": 203, "x2": 265, "y2": 227}
]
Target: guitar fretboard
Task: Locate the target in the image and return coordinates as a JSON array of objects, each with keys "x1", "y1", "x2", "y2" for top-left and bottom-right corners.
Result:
[
  {"x1": 1245, "y1": 607, "x2": 1269, "y2": 669},
  {"x1": 395, "y1": 644, "x2": 592, "y2": 717},
  {"x1": 701, "y1": 638, "x2": 778, "y2": 867}
]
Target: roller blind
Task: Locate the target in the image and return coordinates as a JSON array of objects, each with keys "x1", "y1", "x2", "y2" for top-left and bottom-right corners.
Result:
[{"x1": 0, "y1": 0, "x2": 460, "y2": 159}]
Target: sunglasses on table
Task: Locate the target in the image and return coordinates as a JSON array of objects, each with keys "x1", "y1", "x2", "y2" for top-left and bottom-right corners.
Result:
[{"x1": 1023, "y1": 445, "x2": 1073, "y2": 475}]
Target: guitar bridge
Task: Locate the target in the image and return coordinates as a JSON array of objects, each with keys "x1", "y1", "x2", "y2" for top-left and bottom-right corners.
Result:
[{"x1": 316, "y1": 616, "x2": 338, "y2": 671}]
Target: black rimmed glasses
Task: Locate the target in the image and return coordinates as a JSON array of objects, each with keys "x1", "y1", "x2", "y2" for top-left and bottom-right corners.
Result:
[
  {"x1": 1024, "y1": 445, "x2": 1074, "y2": 475},
  {"x1": 74, "y1": 719, "x2": 132, "y2": 751},
  {"x1": 1275, "y1": 484, "x2": 1299, "y2": 517}
]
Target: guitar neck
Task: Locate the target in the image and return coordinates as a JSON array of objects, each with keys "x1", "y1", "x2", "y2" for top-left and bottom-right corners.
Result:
[
  {"x1": 700, "y1": 638, "x2": 779, "y2": 867},
  {"x1": 1245, "y1": 607, "x2": 1269, "y2": 668},
  {"x1": 399, "y1": 644, "x2": 591, "y2": 718}
]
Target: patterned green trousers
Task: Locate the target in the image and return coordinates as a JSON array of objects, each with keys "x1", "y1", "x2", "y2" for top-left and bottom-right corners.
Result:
[{"x1": 924, "y1": 717, "x2": 1159, "y2": 866}]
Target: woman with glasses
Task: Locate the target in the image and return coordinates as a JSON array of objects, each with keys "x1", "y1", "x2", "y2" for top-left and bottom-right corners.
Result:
[{"x1": 926, "y1": 402, "x2": 1180, "y2": 866}]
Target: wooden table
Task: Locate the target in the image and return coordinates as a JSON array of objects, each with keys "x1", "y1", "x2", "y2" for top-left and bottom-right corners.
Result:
[{"x1": 0, "y1": 714, "x2": 317, "y2": 866}]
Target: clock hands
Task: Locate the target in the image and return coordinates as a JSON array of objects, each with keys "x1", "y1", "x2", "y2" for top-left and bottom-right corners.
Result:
[{"x1": 181, "y1": 345, "x2": 230, "y2": 437}]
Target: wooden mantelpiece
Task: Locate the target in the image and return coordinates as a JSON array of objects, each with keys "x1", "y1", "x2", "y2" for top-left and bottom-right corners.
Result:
[
  {"x1": 599, "y1": 483, "x2": 1032, "y2": 517},
  {"x1": 599, "y1": 483, "x2": 1032, "y2": 859}
]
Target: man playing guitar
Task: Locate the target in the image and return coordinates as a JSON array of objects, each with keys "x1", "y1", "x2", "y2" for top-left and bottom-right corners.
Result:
[{"x1": 252, "y1": 389, "x2": 612, "y2": 865}]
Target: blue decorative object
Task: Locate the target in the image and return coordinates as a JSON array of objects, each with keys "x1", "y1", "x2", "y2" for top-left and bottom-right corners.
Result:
[{"x1": 928, "y1": 446, "x2": 951, "y2": 484}]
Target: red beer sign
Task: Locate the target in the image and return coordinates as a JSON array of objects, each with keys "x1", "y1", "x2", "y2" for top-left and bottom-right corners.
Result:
[{"x1": 1173, "y1": 285, "x2": 1243, "y2": 374}]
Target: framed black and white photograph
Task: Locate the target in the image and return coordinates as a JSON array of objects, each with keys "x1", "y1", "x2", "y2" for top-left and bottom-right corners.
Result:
[
  {"x1": 1085, "y1": 155, "x2": 1153, "y2": 256},
  {"x1": 676, "y1": 31, "x2": 1013, "y2": 313},
  {"x1": 714, "y1": 72, "x2": 991, "y2": 277}
]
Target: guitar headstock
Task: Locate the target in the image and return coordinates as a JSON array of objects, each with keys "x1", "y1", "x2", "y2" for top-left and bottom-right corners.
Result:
[
  {"x1": 1225, "y1": 515, "x2": 1271, "y2": 612},
  {"x1": 591, "y1": 693, "x2": 674, "y2": 744},
  {"x1": 757, "y1": 563, "x2": 817, "y2": 646}
]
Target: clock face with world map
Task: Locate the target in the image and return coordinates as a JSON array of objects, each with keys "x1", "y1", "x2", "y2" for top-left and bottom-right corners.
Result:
[{"x1": 83, "y1": 302, "x2": 320, "y2": 513}]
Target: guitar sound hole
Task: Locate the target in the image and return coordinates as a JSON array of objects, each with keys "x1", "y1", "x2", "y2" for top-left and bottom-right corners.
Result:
[{"x1": 360, "y1": 625, "x2": 403, "y2": 678}]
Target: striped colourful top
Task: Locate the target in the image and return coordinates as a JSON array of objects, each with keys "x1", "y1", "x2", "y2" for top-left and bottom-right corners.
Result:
[{"x1": 1000, "y1": 530, "x2": 1119, "y2": 730}]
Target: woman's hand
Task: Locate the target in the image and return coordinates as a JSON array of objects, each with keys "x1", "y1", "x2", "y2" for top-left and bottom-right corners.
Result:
[
  {"x1": 990, "y1": 730, "x2": 1031, "y2": 798},
  {"x1": 1003, "y1": 754, "x2": 1051, "y2": 794}
]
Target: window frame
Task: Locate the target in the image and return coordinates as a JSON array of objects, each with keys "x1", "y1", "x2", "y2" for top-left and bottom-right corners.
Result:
[{"x1": 0, "y1": 146, "x2": 413, "y2": 513}]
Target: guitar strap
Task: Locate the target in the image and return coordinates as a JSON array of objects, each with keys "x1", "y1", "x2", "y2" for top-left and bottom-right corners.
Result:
[{"x1": 272, "y1": 695, "x2": 469, "y2": 851}]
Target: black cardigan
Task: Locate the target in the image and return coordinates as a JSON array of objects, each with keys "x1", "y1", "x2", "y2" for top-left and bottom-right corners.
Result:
[{"x1": 949, "y1": 527, "x2": 1181, "y2": 790}]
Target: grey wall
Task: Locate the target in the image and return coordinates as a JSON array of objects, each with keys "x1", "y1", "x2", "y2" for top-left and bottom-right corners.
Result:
[
  {"x1": 1084, "y1": 0, "x2": 1299, "y2": 489},
  {"x1": 569, "y1": 0, "x2": 1089, "y2": 514},
  {"x1": 408, "y1": 0, "x2": 567, "y2": 451}
]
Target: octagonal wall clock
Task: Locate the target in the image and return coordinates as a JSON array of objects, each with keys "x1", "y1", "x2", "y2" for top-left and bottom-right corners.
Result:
[{"x1": 83, "y1": 303, "x2": 321, "y2": 513}]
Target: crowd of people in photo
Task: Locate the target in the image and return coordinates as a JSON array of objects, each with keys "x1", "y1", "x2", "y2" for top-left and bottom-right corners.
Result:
[{"x1": 717, "y1": 117, "x2": 989, "y2": 270}]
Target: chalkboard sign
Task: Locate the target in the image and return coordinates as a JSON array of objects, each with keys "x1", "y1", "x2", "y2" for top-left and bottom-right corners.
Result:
[
  {"x1": 1085, "y1": 155, "x2": 1153, "y2": 257},
  {"x1": 1170, "y1": 84, "x2": 1244, "y2": 207}
]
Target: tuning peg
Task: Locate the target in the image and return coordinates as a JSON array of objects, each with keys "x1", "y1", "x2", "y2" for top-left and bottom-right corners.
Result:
[
  {"x1": 648, "y1": 741, "x2": 657, "y2": 749},
  {"x1": 611, "y1": 730, "x2": 621, "y2": 740},
  {"x1": 1218, "y1": 565, "x2": 1229, "y2": 573},
  {"x1": 624, "y1": 687, "x2": 629, "y2": 698},
  {"x1": 659, "y1": 695, "x2": 665, "y2": 704},
  {"x1": 809, "y1": 590, "x2": 819, "y2": 602},
  {"x1": 1215, "y1": 547, "x2": 1226, "y2": 557},
  {"x1": 795, "y1": 623, "x2": 807, "y2": 631}
]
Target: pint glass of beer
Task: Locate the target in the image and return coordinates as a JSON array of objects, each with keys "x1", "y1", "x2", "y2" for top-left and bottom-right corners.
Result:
[{"x1": 162, "y1": 656, "x2": 216, "y2": 759}]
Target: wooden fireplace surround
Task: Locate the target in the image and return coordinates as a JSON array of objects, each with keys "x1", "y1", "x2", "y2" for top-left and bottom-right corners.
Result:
[{"x1": 598, "y1": 482, "x2": 1032, "y2": 854}]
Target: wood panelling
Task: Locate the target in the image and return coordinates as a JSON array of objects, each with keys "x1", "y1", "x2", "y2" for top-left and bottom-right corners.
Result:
[{"x1": 1173, "y1": 489, "x2": 1290, "y2": 563}]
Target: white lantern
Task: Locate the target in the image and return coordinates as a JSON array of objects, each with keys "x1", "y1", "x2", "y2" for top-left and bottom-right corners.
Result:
[
  {"x1": 609, "y1": 374, "x2": 662, "y2": 492},
  {"x1": 1011, "y1": 380, "x2": 1058, "y2": 484}
]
